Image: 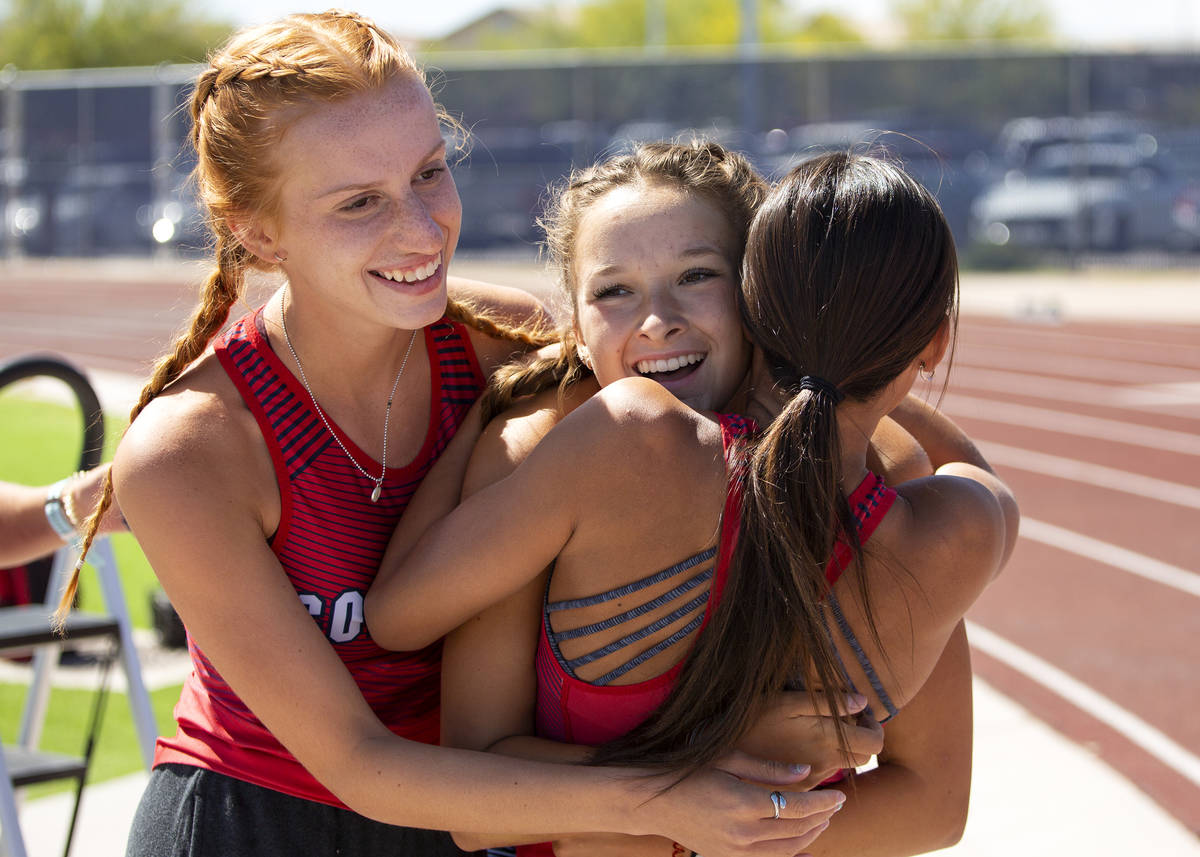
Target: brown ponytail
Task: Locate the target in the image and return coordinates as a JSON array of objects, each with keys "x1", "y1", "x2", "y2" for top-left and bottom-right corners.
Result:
[{"x1": 592, "y1": 151, "x2": 959, "y2": 774}]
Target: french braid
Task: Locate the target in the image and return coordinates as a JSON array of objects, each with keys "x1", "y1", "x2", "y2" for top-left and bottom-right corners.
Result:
[
  {"x1": 54, "y1": 10, "x2": 430, "y2": 625},
  {"x1": 479, "y1": 140, "x2": 767, "y2": 425}
]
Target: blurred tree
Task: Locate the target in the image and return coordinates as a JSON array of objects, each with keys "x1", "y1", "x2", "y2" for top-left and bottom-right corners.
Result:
[
  {"x1": 894, "y1": 0, "x2": 1055, "y2": 42},
  {"x1": 426, "y1": 0, "x2": 864, "y2": 51},
  {"x1": 0, "y1": 0, "x2": 232, "y2": 69}
]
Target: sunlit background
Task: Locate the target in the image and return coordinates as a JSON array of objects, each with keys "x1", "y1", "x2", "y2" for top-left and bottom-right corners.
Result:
[{"x1": 1, "y1": 0, "x2": 1198, "y2": 268}]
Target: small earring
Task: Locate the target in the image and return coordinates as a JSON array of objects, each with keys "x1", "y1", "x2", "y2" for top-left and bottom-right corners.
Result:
[
  {"x1": 273, "y1": 251, "x2": 287, "y2": 263},
  {"x1": 576, "y1": 345, "x2": 593, "y2": 369},
  {"x1": 919, "y1": 361, "x2": 935, "y2": 382}
]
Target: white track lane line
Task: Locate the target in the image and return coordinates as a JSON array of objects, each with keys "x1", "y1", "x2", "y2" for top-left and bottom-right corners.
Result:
[
  {"x1": 1019, "y1": 517, "x2": 1200, "y2": 598},
  {"x1": 950, "y1": 367, "x2": 1200, "y2": 411},
  {"x1": 941, "y1": 394, "x2": 1200, "y2": 456},
  {"x1": 956, "y1": 345, "x2": 1200, "y2": 385},
  {"x1": 962, "y1": 324, "x2": 1200, "y2": 368},
  {"x1": 965, "y1": 621, "x2": 1200, "y2": 789},
  {"x1": 978, "y1": 441, "x2": 1200, "y2": 510}
]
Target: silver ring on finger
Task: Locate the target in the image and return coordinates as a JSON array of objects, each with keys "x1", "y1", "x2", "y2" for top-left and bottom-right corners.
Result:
[{"x1": 769, "y1": 790, "x2": 787, "y2": 820}]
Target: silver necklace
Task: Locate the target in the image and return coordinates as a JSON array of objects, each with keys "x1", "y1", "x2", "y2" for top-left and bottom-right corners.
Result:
[{"x1": 279, "y1": 292, "x2": 418, "y2": 503}]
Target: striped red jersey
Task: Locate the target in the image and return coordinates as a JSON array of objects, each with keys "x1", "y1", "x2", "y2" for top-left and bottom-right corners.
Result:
[{"x1": 154, "y1": 307, "x2": 485, "y2": 807}]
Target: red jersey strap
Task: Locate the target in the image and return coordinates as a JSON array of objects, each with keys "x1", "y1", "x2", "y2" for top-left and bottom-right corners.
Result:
[
  {"x1": 710, "y1": 413, "x2": 755, "y2": 618},
  {"x1": 826, "y1": 472, "x2": 897, "y2": 586}
]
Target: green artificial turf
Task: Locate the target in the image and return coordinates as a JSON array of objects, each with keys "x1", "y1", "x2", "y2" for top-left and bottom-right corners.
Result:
[
  {"x1": 1, "y1": 391, "x2": 178, "y2": 794},
  {"x1": 0, "y1": 680, "x2": 182, "y2": 798},
  {"x1": 0, "y1": 392, "x2": 160, "y2": 628}
]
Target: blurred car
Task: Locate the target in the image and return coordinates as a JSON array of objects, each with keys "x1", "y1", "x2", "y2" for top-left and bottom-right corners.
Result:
[
  {"x1": 993, "y1": 114, "x2": 1155, "y2": 170},
  {"x1": 969, "y1": 143, "x2": 1200, "y2": 252},
  {"x1": 759, "y1": 121, "x2": 992, "y2": 247}
]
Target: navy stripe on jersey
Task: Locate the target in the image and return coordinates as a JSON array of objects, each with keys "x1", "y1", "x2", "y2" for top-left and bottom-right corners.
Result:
[{"x1": 160, "y1": 311, "x2": 487, "y2": 806}]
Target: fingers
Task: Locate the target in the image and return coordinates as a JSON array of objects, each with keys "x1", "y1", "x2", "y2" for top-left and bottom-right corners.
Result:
[
  {"x1": 772, "y1": 818, "x2": 832, "y2": 856},
  {"x1": 770, "y1": 787, "x2": 845, "y2": 822},
  {"x1": 775, "y1": 690, "x2": 869, "y2": 718},
  {"x1": 714, "y1": 749, "x2": 810, "y2": 786},
  {"x1": 843, "y1": 713, "x2": 884, "y2": 761},
  {"x1": 745, "y1": 790, "x2": 845, "y2": 857}
]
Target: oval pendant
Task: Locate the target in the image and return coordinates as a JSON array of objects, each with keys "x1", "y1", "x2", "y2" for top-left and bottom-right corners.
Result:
[{"x1": 370, "y1": 483, "x2": 382, "y2": 503}]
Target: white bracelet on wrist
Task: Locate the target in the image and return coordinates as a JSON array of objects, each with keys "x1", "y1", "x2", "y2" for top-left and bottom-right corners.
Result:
[{"x1": 44, "y1": 474, "x2": 83, "y2": 545}]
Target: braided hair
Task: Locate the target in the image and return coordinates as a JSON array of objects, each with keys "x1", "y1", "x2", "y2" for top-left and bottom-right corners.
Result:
[
  {"x1": 59, "y1": 11, "x2": 460, "y2": 622},
  {"x1": 478, "y1": 140, "x2": 768, "y2": 424}
]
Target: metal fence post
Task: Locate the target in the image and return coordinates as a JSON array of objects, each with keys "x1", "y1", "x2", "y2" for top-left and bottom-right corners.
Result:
[
  {"x1": 152, "y1": 66, "x2": 175, "y2": 260},
  {"x1": 1068, "y1": 52, "x2": 1091, "y2": 267},
  {"x1": 1, "y1": 66, "x2": 24, "y2": 261}
]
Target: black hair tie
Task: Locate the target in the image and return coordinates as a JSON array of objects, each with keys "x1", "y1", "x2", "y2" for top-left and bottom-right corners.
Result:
[{"x1": 799, "y1": 375, "x2": 844, "y2": 404}]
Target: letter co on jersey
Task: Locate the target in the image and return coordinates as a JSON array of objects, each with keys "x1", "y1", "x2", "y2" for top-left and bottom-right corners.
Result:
[{"x1": 298, "y1": 589, "x2": 366, "y2": 643}]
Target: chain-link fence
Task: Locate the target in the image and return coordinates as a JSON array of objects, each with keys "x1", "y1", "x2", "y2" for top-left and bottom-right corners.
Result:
[{"x1": 2, "y1": 47, "x2": 1198, "y2": 266}]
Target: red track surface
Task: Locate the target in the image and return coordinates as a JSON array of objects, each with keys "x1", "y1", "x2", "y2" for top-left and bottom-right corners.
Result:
[
  {"x1": 943, "y1": 316, "x2": 1200, "y2": 833},
  {"x1": 2, "y1": 267, "x2": 1198, "y2": 833}
]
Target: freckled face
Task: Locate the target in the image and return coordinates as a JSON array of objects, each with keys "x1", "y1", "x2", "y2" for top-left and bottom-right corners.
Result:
[
  {"x1": 572, "y1": 182, "x2": 750, "y2": 412},
  {"x1": 266, "y1": 74, "x2": 461, "y2": 331}
]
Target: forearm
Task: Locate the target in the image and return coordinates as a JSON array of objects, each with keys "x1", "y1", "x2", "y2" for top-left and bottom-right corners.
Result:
[
  {"x1": 345, "y1": 735, "x2": 651, "y2": 836},
  {"x1": 451, "y1": 738, "x2": 686, "y2": 857},
  {"x1": 888, "y1": 394, "x2": 992, "y2": 474},
  {"x1": 449, "y1": 735, "x2": 597, "y2": 850},
  {"x1": 0, "y1": 482, "x2": 61, "y2": 566},
  {"x1": 0, "y1": 467, "x2": 124, "y2": 567},
  {"x1": 807, "y1": 625, "x2": 974, "y2": 856},
  {"x1": 804, "y1": 764, "x2": 964, "y2": 857}
]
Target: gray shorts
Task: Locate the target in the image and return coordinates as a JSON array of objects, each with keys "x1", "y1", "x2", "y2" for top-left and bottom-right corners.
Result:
[{"x1": 125, "y1": 763, "x2": 476, "y2": 857}]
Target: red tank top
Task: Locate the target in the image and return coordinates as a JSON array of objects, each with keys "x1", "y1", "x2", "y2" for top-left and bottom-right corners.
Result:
[
  {"x1": 154, "y1": 307, "x2": 485, "y2": 807},
  {"x1": 523, "y1": 417, "x2": 896, "y2": 856}
]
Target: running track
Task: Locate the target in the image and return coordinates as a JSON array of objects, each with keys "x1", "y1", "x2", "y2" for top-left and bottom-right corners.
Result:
[{"x1": 1, "y1": 260, "x2": 1198, "y2": 835}]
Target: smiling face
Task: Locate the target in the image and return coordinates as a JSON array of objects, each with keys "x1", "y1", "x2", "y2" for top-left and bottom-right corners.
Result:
[
  {"x1": 262, "y1": 74, "x2": 460, "y2": 332},
  {"x1": 572, "y1": 181, "x2": 750, "y2": 412}
]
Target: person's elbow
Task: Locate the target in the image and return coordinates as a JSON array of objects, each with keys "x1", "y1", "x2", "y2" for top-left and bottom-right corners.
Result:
[
  {"x1": 451, "y1": 830, "x2": 493, "y2": 851},
  {"x1": 997, "y1": 486, "x2": 1020, "y2": 571},
  {"x1": 933, "y1": 786, "x2": 970, "y2": 850},
  {"x1": 363, "y1": 591, "x2": 441, "y2": 651}
]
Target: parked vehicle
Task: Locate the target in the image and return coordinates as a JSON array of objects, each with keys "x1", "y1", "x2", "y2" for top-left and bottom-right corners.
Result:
[{"x1": 970, "y1": 143, "x2": 1200, "y2": 252}]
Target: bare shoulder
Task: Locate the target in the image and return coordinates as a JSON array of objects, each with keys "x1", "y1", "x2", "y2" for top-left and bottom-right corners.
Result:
[
  {"x1": 463, "y1": 378, "x2": 600, "y2": 495},
  {"x1": 114, "y1": 354, "x2": 273, "y2": 534},
  {"x1": 448, "y1": 275, "x2": 547, "y2": 323},
  {"x1": 888, "y1": 471, "x2": 1009, "y2": 595},
  {"x1": 568, "y1": 377, "x2": 720, "y2": 471}
]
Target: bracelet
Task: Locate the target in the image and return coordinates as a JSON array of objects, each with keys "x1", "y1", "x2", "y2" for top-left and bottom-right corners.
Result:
[
  {"x1": 44, "y1": 472, "x2": 79, "y2": 540},
  {"x1": 61, "y1": 470, "x2": 85, "y2": 529}
]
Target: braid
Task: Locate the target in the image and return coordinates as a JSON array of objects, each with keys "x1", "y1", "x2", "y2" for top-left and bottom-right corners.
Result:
[
  {"x1": 443, "y1": 296, "x2": 590, "y2": 424},
  {"x1": 479, "y1": 331, "x2": 592, "y2": 425},
  {"x1": 53, "y1": 230, "x2": 249, "y2": 628},
  {"x1": 56, "y1": 11, "x2": 436, "y2": 629},
  {"x1": 444, "y1": 297, "x2": 555, "y2": 350}
]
